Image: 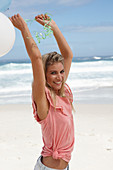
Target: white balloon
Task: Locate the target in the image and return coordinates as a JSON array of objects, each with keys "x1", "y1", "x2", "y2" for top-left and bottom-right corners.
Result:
[{"x1": 0, "y1": 12, "x2": 15, "y2": 57}]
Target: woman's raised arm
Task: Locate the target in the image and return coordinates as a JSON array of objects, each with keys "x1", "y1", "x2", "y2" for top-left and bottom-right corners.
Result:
[
  {"x1": 35, "y1": 14, "x2": 73, "y2": 81},
  {"x1": 10, "y1": 14, "x2": 48, "y2": 120}
]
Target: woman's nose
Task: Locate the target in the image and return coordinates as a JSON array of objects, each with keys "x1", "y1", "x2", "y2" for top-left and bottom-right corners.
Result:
[{"x1": 56, "y1": 73, "x2": 62, "y2": 80}]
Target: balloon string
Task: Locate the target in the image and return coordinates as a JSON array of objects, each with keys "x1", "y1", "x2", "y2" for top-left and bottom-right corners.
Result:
[{"x1": 25, "y1": 13, "x2": 53, "y2": 43}]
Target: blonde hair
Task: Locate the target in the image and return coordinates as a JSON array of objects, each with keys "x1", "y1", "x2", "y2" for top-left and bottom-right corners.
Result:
[
  {"x1": 42, "y1": 51, "x2": 74, "y2": 112},
  {"x1": 42, "y1": 51, "x2": 65, "y2": 97}
]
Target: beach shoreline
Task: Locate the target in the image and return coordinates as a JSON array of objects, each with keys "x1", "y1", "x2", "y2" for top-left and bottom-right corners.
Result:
[
  {"x1": 73, "y1": 86, "x2": 113, "y2": 104},
  {"x1": 0, "y1": 103, "x2": 113, "y2": 170},
  {"x1": 0, "y1": 86, "x2": 113, "y2": 105}
]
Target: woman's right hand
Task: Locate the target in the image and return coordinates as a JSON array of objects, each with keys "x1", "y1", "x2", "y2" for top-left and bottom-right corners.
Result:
[{"x1": 9, "y1": 14, "x2": 27, "y2": 32}]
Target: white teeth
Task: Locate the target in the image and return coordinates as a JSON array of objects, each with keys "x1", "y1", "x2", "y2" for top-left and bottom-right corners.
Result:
[{"x1": 55, "y1": 82, "x2": 61, "y2": 84}]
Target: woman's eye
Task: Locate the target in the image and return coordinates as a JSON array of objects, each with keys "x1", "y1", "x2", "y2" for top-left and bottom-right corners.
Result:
[
  {"x1": 51, "y1": 71, "x2": 56, "y2": 75},
  {"x1": 60, "y1": 70, "x2": 64, "y2": 74}
]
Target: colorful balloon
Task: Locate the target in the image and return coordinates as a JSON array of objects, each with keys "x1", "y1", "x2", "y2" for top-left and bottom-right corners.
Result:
[
  {"x1": 0, "y1": 0, "x2": 12, "y2": 12},
  {"x1": 0, "y1": 12, "x2": 15, "y2": 57}
]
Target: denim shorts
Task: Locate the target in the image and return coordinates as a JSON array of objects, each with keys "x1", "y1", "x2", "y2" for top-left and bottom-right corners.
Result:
[{"x1": 34, "y1": 156, "x2": 69, "y2": 170}]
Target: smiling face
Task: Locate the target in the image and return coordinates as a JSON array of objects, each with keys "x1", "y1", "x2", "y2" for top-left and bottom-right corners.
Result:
[{"x1": 46, "y1": 62, "x2": 65, "y2": 93}]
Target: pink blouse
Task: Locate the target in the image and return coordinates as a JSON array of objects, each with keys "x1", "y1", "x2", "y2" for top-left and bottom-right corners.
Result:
[{"x1": 32, "y1": 83, "x2": 75, "y2": 162}]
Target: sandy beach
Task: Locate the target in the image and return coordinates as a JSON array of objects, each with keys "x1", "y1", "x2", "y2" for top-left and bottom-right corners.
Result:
[{"x1": 0, "y1": 103, "x2": 113, "y2": 170}]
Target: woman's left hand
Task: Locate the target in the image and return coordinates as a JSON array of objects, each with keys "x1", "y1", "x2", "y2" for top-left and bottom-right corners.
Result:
[{"x1": 35, "y1": 14, "x2": 56, "y2": 30}]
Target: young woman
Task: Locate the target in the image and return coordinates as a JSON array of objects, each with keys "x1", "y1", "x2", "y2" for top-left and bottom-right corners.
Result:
[{"x1": 10, "y1": 13, "x2": 75, "y2": 170}]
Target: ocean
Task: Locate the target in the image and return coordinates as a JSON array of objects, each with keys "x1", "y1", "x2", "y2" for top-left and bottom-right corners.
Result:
[{"x1": 0, "y1": 55, "x2": 113, "y2": 105}]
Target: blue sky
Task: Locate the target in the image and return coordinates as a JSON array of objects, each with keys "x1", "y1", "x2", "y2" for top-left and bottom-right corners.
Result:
[{"x1": 1, "y1": 0, "x2": 113, "y2": 61}]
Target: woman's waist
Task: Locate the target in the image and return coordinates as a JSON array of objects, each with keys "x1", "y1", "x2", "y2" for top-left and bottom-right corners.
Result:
[{"x1": 42, "y1": 156, "x2": 68, "y2": 169}]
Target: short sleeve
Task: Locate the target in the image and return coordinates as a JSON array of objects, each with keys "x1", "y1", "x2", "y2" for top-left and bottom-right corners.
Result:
[
  {"x1": 32, "y1": 87, "x2": 53, "y2": 124},
  {"x1": 32, "y1": 97, "x2": 41, "y2": 123},
  {"x1": 64, "y1": 83, "x2": 73, "y2": 103}
]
